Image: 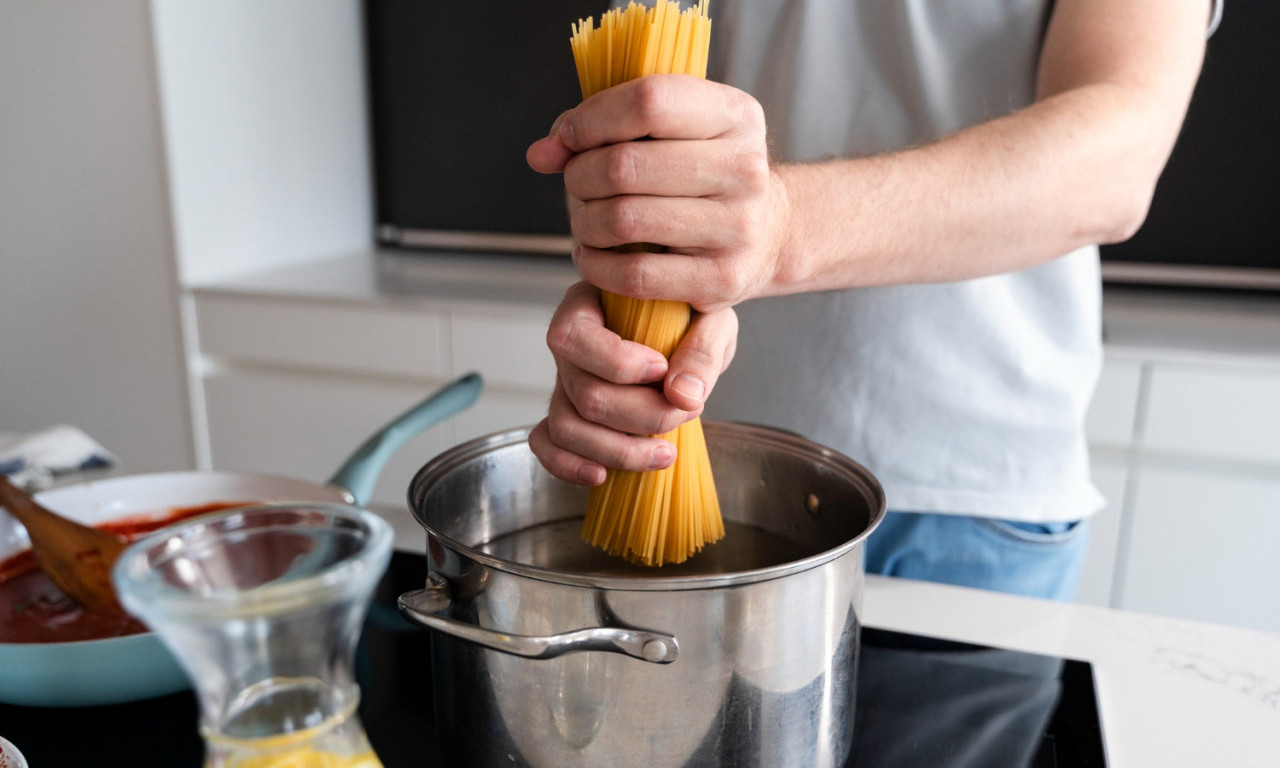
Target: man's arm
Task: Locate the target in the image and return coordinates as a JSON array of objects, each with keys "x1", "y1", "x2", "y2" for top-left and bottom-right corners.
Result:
[
  {"x1": 767, "y1": 0, "x2": 1213, "y2": 294},
  {"x1": 525, "y1": 0, "x2": 1213, "y2": 484}
]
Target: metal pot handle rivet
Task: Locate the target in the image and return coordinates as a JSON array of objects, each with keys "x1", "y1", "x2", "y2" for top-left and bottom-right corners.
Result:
[{"x1": 397, "y1": 573, "x2": 680, "y2": 664}]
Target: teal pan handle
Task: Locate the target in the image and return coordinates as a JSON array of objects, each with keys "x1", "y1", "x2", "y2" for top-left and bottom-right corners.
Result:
[{"x1": 327, "y1": 372, "x2": 484, "y2": 506}]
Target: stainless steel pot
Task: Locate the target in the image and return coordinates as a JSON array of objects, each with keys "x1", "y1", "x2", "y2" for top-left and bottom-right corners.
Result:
[{"x1": 398, "y1": 422, "x2": 885, "y2": 768}]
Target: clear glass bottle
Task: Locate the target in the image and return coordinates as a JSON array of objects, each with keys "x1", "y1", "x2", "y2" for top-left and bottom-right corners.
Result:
[{"x1": 113, "y1": 503, "x2": 392, "y2": 768}]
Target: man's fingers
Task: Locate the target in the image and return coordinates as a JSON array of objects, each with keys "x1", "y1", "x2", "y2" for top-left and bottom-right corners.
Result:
[
  {"x1": 564, "y1": 138, "x2": 741, "y2": 201},
  {"x1": 528, "y1": 418, "x2": 607, "y2": 486},
  {"x1": 547, "y1": 282, "x2": 669, "y2": 384},
  {"x1": 664, "y1": 307, "x2": 739, "y2": 411},
  {"x1": 527, "y1": 111, "x2": 575, "y2": 174},
  {"x1": 533, "y1": 387, "x2": 680, "y2": 482},
  {"x1": 558, "y1": 76, "x2": 759, "y2": 151}
]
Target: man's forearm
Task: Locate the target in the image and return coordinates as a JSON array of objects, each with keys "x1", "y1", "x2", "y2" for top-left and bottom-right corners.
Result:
[{"x1": 764, "y1": 0, "x2": 1211, "y2": 297}]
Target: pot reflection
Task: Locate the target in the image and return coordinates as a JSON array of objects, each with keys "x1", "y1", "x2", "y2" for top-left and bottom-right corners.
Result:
[{"x1": 852, "y1": 631, "x2": 1066, "y2": 767}]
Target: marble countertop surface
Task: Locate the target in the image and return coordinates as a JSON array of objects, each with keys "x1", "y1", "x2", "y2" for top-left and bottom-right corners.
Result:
[{"x1": 863, "y1": 574, "x2": 1280, "y2": 767}]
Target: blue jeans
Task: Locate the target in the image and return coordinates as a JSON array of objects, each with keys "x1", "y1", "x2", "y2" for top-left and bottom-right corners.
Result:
[{"x1": 865, "y1": 510, "x2": 1090, "y2": 602}]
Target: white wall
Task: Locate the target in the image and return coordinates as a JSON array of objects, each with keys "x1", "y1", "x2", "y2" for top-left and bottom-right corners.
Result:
[
  {"x1": 149, "y1": 0, "x2": 372, "y2": 287},
  {"x1": 0, "y1": 1, "x2": 193, "y2": 472}
]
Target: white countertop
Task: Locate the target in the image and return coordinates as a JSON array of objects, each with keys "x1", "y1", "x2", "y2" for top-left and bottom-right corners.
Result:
[
  {"x1": 194, "y1": 250, "x2": 1280, "y2": 368},
  {"x1": 191, "y1": 248, "x2": 579, "y2": 309},
  {"x1": 863, "y1": 574, "x2": 1280, "y2": 767}
]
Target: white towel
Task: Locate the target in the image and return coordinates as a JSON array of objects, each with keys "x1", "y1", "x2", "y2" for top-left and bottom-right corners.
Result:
[{"x1": 0, "y1": 425, "x2": 117, "y2": 491}]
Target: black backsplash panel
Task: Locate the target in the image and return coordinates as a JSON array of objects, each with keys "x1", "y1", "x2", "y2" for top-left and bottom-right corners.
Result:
[
  {"x1": 1101, "y1": 1, "x2": 1280, "y2": 272},
  {"x1": 366, "y1": 1, "x2": 1277, "y2": 280},
  {"x1": 364, "y1": 0, "x2": 604, "y2": 239}
]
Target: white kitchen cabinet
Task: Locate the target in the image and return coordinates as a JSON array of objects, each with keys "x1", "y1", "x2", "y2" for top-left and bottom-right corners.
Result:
[
  {"x1": 202, "y1": 367, "x2": 451, "y2": 549},
  {"x1": 451, "y1": 311, "x2": 558, "y2": 390},
  {"x1": 1142, "y1": 362, "x2": 1280, "y2": 466},
  {"x1": 1119, "y1": 463, "x2": 1280, "y2": 632},
  {"x1": 188, "y1": 254, "x2": 574, "y2": 552},
  {"x1": 195, "y1": 293, "x2": 447, "y2": 379},
  {"x1": 1093, "y1": 292, "x2": 1280, "y2": 632},
  {"x1": 1103, "y1": 359, "x2": 1280, "y2": 632}
]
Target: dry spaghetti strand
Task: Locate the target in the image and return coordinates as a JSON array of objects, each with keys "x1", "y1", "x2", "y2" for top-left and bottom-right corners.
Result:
[{"x1": 569, "y1": 1, "x2": 723, "y2": 566}]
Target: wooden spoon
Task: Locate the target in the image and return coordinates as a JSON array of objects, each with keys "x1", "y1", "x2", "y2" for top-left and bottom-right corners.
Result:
[{"x1": 0, "y1": 473, "x2": 127, "y2": 613}]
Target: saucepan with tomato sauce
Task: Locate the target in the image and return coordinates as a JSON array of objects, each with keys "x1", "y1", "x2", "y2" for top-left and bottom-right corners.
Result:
[{"x1": 0, "y1": 373, "x2": 481, "y2": 707}]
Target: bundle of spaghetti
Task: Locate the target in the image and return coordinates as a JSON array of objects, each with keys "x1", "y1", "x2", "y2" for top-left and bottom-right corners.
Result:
[{"x1": 568, "y1": 0, "x2": 723, "y2": 567}]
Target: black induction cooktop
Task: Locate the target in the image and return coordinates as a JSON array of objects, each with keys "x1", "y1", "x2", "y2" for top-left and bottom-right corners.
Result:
[{"x1": 0, "y1": 552, "x2": 1107, "y2": 767}]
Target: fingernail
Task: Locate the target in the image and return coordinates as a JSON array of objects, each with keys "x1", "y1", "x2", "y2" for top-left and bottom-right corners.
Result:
[
  {"x1": 640, "y1": 361, "x2": 666, "y2": 382},
  {"x1": 557, "y1": 117, "x2": 575, "y2": 147},
  {"x1": 670, "y1": 374, "x2": 706, "y2": 403},
  {"x1": 650, "y1": 443, "x2": 676, "y2": 470},
  {"x1": 549, "y1": 113, "x2": 566, "y2": 138},
  {"x1": 577, "y1": 464, "x2": 606, "y2": 485}
]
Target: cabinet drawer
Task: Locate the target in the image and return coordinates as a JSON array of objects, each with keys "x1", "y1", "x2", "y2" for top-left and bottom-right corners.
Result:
[
  {"x1": 194, "y1": 293, "x2": 445, "y2": 378},
  {"x1": 1085, "y1": 357, "x2": 1143, "y2": 448},
  {"x1": 1143, "y1": 363, "x2": 1280, "y2": 465},
  {"x1": 202, "y1": 369, "x2": 460, "y2": 549}
]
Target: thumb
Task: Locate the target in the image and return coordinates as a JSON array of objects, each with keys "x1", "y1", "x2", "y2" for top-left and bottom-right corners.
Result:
[
  {"x1": 664, "y1": 307, "x2": 739, "y2": 412},
  {"x1": 527, "y1": 111, "x2": 575, "y2": 174}
]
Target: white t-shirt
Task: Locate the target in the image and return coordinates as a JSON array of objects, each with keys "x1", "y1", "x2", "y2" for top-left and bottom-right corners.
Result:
[{"x1": 702, "y1": 0, "x2": 1106, "y2": 521}]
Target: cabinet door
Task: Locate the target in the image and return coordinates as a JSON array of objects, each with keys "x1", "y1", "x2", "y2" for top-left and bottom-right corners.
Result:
[
  {"x1": 1143, "y1": 363, "x2": 1280, "y2": 465},
  {"x1": 202, "y1": 369, "x2": 459, "y2": 550},
  {"x1": 455, "y1": 390, "x2": 552, "y2": 444},
  {"x1": 1119, "y1": 464, "x2": 1280, "y2": 632},
  {"x1": 450, "y1": 309, "x2": 557, "y2": 389}
]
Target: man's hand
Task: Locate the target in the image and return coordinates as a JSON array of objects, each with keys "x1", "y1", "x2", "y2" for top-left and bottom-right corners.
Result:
[
  {"x1": 528, "y1": 281, "x2": 738, "y2": 485},
  {"x1": 526, "y1": 75, "x2": 772, "y2": 484},
  {"x1": 527, "y1": 75, "x2": 791, "y2": 314},
  {"x1": 525, "y1": 0, "x2": 1211, "y2": 483}
]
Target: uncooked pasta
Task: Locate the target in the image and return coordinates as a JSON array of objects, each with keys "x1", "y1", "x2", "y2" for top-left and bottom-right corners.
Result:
[{"x1": 568, "y1": 1, "x2": 723, "y2": 566}]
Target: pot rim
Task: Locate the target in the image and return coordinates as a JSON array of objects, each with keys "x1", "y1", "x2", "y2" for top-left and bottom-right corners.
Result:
[{"x1": 408, "y1": 422, "x2": 887, "y2": 592}]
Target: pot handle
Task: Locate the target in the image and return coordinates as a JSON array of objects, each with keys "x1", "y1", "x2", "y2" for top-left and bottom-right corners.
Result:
[
  {"x1": 327, "y1": 373, "x2": 483, "y2": 506},
  {"x1": 397, "y1": 572, "x2": 679, "y2": 664}
]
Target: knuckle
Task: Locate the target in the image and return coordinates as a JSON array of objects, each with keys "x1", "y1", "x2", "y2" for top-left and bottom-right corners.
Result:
[
  {"x1": 604, "y1": 144, "x2": 642, "y2": 191},
  {"x1": 546, "y1": 308, "x2": 591, "y2": 358},
  {"x1": 574, "y1": 382, "x2": 613, "y2": 424},
  {"x1": 705, "y1": 256, "x2": 748, "y2": 300},
  {"x1": 602, "y1": 198, "x2": 642, "y2": 243},
  {"x1": 544, "y1": 415, "x2": 575, "y2": 450},
  {"x1": 682, "y1": 340, "x2": 720, "y2": 373},
  {"x1": 630, "y1": 78, "x2": 670, "y2": 127},
  {"x1": 613, "y1": 442, "x2": 642, "y2": 468},
  {"x1": 546, "y1": 321, "x2": 572, "y2": 356},
  {"x1": 739, "y1": 151, "x2": 771, "y2": 192},
  {"x1": 616, "y1": 261, "x2": 652, "y2": 299}
]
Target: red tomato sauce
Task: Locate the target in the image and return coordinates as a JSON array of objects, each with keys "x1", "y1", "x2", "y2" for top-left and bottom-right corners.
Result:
[{"x1": 0, "y1": 501, "x2": 253, "y2": 643}]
